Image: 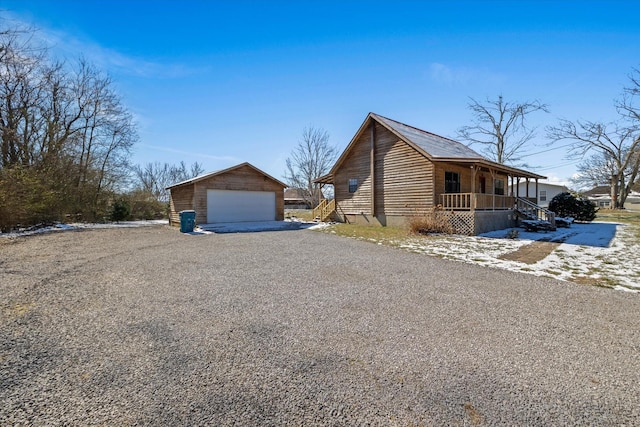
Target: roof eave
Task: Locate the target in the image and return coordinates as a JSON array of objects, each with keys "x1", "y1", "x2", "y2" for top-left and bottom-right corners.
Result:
[
  {"x1": 166, "y1": 162, "x2": 287, "y2": 190},
  {"x1": 432, "y1": 157, "x2": 547, "y2": 180}
]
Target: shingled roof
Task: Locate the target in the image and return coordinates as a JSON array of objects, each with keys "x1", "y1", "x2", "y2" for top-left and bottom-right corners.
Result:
[
  {"x1": 372, "y1": 113, "x2": 484, "y2": 160},
  {"x1": 316, "y1": 112, "x2": 545, "y2": 183}
]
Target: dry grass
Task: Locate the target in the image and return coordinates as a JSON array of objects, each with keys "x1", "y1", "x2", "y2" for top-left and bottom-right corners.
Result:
[
  {"x1": 324, "y1": 223, "x2": 408, "y2": 245},
  {"x1": 595, "y1": 209, "x2": 640, "y2": 224},
  {"x1": 407, "y1": 207, "x2": 455, "y2": 235},
  {"x1": 285, "y1": 209, "x2": 315, "y2": 221},
  {"x1": 595, "y1": 209, "x2": 640, "y2": 240}
]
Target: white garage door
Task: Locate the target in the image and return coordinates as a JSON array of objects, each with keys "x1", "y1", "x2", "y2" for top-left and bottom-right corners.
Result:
[{"x1": 206, "y1": 190, "x2": 276, "y2": 223}]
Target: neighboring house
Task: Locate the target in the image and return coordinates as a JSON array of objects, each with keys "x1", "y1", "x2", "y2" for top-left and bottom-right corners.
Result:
[
  {"x1": 512, "y1": 182, "x2": 569, "y2": 208},
  {"x1": 583, "y1": 186, "x2": 612, "y2": 208},
  {"x1": 167, "y1": 162, "x2": 286, "y2": 226},
  {"x1": 284, "y1": 188, "x2": 311, "y2": 209},
  {"x1": 314, "y1": 113, "x2": 548, "y2": 235},
  {"x1": 584, "y1": 185, "x2": 640, "y2": 210}
]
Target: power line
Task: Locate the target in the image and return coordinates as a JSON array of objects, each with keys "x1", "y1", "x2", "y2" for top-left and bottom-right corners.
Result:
[
  {"x1": 519, "y1": 142, "x2": 574, "y2": 158},
  {"x1": 531, "y1": 160, "x2": 581, "y2": 172}
]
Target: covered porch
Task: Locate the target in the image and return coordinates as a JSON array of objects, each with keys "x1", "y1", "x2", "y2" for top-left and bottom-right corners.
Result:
[{"x1": 437, "y1": 160, "x2": 546, "y2": 211}]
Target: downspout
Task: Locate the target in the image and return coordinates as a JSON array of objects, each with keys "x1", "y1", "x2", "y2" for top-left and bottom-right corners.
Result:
[{"x1": 370, "y1": 120, "x2": 375, "y2": 217}]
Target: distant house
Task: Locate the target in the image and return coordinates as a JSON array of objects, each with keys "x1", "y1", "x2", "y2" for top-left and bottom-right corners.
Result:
[
  {"x1": 584, "y1": 185, "x2": 640, "y2": 210},
  {"x1": 314, "y1": 113, "x2": 549, "y2": 235},
  {"x1": 284, "y1": 188, "x2": 311, "y2": 209},
  {"x1": 166, "y1": 162, "x2": 286, "y2": 226},
  {"x1": 512, "y1": 182, "x2": 569, "y2": 208},
  {"x1": 583, "y1": 186, "x2": 613, "y2": 208}
]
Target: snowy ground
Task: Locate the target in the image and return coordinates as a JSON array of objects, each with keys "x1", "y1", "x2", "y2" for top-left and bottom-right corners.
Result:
[{"x1": 331, "y1": 222, "x2": 639, "y2": 293}]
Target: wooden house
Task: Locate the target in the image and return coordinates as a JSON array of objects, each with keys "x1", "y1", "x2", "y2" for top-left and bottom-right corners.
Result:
[
  {"x1": 167, "y1": 162, "x2": 286, "y2": 226},
  {"x1": 314, "y1": 113, "x2": 551, "y2": 235},
  {"x1": 284, "y1": 188, "x2": 313, "y2": 209}
]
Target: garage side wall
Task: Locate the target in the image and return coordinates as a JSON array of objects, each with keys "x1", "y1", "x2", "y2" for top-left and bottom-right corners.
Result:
[
  {"x1": 168, "y1": 185, "x2": 194, "y2": 225},
  {"x1": 193, "y1": 165, "x2": 285, "y2": 224}
]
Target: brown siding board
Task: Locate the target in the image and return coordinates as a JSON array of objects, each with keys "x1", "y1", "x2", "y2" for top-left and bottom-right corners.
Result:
[
  {"x1": 334, "y1": 128, "x2": 374, "y2": 214},
  {"x1": 168, "y1": 186, "x2": 194, "y2": 225},
  {"x1": 373, "y1": 124, "x2": 434, "y2": 216},
  {"x1": 334, "y1": 122, "x2": 436, "y2": 217}
]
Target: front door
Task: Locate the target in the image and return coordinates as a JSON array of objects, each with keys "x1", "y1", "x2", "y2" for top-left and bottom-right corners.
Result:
[{"x1": 479, "y1": 176, "x2": 486, "y2": 193}]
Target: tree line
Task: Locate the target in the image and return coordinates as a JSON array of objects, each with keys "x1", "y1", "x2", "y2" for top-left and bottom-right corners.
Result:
[{"x1": 0, "y1": 22, "x2": 202, "y2": 231}]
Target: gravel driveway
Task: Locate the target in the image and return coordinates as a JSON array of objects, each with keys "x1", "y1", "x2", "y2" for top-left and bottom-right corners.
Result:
[{"x1": 1, "y1": 226, "x2": 639, "y2": 425}]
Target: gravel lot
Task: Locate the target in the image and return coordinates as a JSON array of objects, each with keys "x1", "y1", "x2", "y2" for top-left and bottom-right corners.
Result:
[{"x1": 1, "y1": 226, "x2": 639, "y2": 425}]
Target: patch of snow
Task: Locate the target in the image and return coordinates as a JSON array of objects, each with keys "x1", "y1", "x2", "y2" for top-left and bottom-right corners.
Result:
[{"x1": 0, "y1": 220, "x2": 169, "y2": 238}]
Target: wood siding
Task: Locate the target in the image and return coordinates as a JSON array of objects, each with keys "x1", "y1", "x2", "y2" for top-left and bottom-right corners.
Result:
[
  {"x1": 169, "y1": 164, "x2": 285, "y2": 225},
  {"x1": 374, "y1": 124, "x2": 434, "y2": 215},
  {"x1": 334, "y1": 125, "x2": 374, "y2": 215},
  {"x1": 168, "y1": 185, "x2": 194, "y2": 225},
  {"x1": 334, "y1": 122, "x2": 434, "y2": 217}
]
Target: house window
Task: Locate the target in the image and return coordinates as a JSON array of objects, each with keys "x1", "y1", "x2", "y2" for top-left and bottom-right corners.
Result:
[
  {"x1": 348, "y1": 178, "x2": 358, "y2": 193},
  {"x1": 539, "y1": 190, "x2": 547, "y2": 202},
  {"x1": 494, "y1": 179, "x2": 505, "y2": 195},
  {"x1": 444, "y1": 171, "x2": 460, "y2": 193}
]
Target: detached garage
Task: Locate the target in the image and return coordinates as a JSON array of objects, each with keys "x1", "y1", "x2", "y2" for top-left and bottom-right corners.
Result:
[{"x1": 167, "y1": 162, "x2": 286, "y2": 226}]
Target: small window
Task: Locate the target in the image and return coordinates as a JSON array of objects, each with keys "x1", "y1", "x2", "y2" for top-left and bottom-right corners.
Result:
[
  {"x1": 494, "y1": 179, "x2": 505, "y2": 195},
  {"x1": 444, "y1": 171, "x2": 460, "y2": 193},
  {"x1": 539, "y1": 190, "x2": 547, "y2": 202},
  {"x1": 348, "y1": 178, "x2": 358, "y2": 193}
]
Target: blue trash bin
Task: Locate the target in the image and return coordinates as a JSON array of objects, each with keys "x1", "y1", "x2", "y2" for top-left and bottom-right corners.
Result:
[{"x1": 179, "y1": 210, "x2": 196, "y2": 233}]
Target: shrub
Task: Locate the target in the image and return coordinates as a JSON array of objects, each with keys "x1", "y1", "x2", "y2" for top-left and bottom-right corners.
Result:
[
  {"x1": 506, "y1": 229, "x2": 520, "y2": 239},
  {"x1": 126, "y1": 190, "x2": 168, "y2": 220},
  {"x1": 548, "y1": 192, "x2": 597, "y2": 222},
  {"x1": 110, "y1": 198, "x2": 131, "y2": 222},
  {"x1": 408, "y1": 207, "x2": 455, "y2": 235}
]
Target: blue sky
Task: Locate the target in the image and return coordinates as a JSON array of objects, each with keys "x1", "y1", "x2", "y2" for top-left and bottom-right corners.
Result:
[{"x1": 3, "y1": 0, "x2": 640, "y2": 187}]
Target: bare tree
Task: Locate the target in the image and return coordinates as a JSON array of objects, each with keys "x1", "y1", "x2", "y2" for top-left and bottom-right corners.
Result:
[
  {"x1": 132, "y1": 161, "x2": 204, "y2": 202},
  {"x1": 547, "y1": 121, "x2": 639, "y2": 208},
  {"x1": 457, "y1": 95, "x2": 549, "y2": 165},
  {"x1": 571, "y1": 151, "x2": 618, "y2": 190},
  {"x1": 284, "y1": 126, "x2": 337, "y2": 208},
  {"x1": 548, "y1": 69, "x2": 640, "y2": 209}
]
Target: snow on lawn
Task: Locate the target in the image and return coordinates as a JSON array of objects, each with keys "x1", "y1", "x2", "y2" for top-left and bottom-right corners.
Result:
[
  {"x1": 0, "y1": 220, "x2": 169, "y2": 238},
  {"x1": 387, "y1": 222, "x2": 639, "y2": 293}
]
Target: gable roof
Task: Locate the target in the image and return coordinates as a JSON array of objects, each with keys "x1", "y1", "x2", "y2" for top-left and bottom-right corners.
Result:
[
  {"x1": 317, "y1": 112, "x2": 545, "y2": 182},
  {"x1": 583, "y1": 185, "x2": 611, "y2": 196},
  {"x1": 373, "y1": 113, "x2": 483, "y2": 159},
  {"x1": 166, "y1": 162, "x2": 287, "y2": 189}
]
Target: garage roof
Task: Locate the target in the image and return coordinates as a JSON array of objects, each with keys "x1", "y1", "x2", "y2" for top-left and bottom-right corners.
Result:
[{"x1": 166, "y1": 162, "x2": 287, "y2": 189}]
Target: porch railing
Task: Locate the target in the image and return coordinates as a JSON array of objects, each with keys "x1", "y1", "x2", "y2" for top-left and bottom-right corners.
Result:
[
  {"x1": 514, "y1": 197, "x2": 556, "y2": 227},
  {"x1": 440, "y1": 193, "x2": 518, "y2": 211}
]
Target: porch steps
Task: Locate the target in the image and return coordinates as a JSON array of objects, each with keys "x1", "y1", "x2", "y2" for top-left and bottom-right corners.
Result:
[
  {"x1": 312, "y1": 199, "x2": 336, "y2": 222},
  {"x1": 514, "y1": 197, "x2": 556, "y2": 231}
]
